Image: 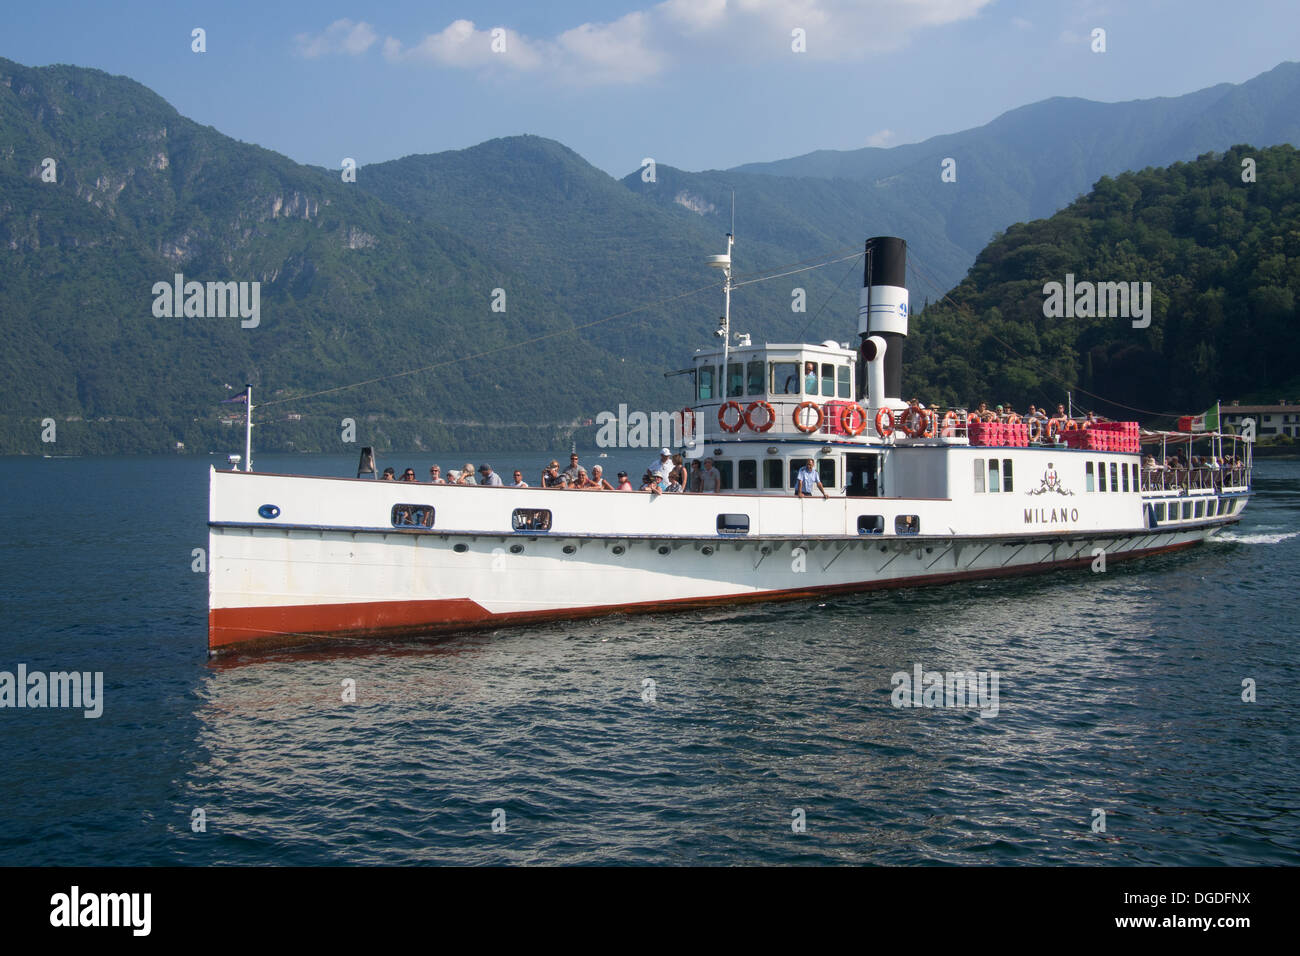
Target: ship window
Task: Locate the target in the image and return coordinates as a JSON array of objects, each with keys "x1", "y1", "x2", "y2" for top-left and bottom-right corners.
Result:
[
  {"x1": 727, "y1": 362, "x2": 744, "y2": 397},
  {"x1": 512, "y1": 508, "x2": 552, "y2": 532},
  {"x1": 1002, "y1": 459, "x2": 1014, "y2": 493},
  {"x1": 1218, "y1": 499, "x2": 1227, "y2": 515},
  {"x1": 1155, "y1": 503, "x2": 1166, "y2": 521},
  {"x1": 1085, "y1": 461, "x2": 1095, "y2": 492},
  {"x1": 392, "y1": 504, "x2": 435, "y2": 528},
  {"x1": 895, "y1": 515, "x2": 920, "y2": 534},
  {"x1": 698, "y1": 366, "x2": 716, "y2": 401},
  {"x1": 821, "y1": 363, "x2": 835, "y2": 396},
  {"x1": 1131, "y1": 463, "x2": 1139, "y2": 488},
  {"x1": 819, "y1": 459, "x2": 836, "y2": 488},
  {"x1": 746, "y1": 360, "x2": 765, "y2": 395},
  {"x1": 1097, "y1": 461, "x2": 1106, "y2": 491},
  {"x1": 764, "y1": 459, "x2": 785, "y2": 489},
  {"x1": 857, "y1": 515, "x2": 884, "y2": 534},
  {"x1": 1121, "y1": 464, "x2": 1130, "y2": 492},
  {"x1": 974, "y1": 459, "x2": 985, "y2": 493},
  {"x1": 837, "y1": 365, "x2": 851, "y2": 398},
  {"x1": 772, "y1": 361, "x2": 798, "y2": 395},
  {"x1": 987, "y1": 460, "x2": 1000, "y2": 493},
  {"x1": 1182, "y1": 501, "x2": 1192, "y2": 519},
  {"x1": 714, "y1": 460, "x2": 734, "y2": 491},
  {"x1": 803, "y1": 361, "x2": 818, "y2": 394},
  {"x1": 1110, "y1": 462, "x2": 1119, "y2": 492},
  {"x1": 738, "y1": 459, "x2": 758, "y2": 490},
  {"x1": 1195, "y1": 500, "x2": 1205, "y2": 517},
  {"x1": 717, "y1": 514, "x2": 749, "y2": 534}
]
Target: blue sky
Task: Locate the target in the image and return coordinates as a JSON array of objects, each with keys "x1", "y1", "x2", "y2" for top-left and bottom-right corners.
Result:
[{"x1": 4, "y1": 1, "x2": 1297, "y2": 177}]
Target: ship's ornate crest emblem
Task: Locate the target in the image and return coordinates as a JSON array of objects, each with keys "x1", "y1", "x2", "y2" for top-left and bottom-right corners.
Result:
[{"x1": 1027, "y1": 463, "x2": 1074, "y2": 496}]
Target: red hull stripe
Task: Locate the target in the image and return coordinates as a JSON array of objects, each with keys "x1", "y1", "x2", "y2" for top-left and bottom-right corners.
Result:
[{"x1": 208, "y1": 538, "x2": 1201, "y2": 654}]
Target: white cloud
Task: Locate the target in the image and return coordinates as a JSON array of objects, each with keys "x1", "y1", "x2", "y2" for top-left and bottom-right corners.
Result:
[
  {"x1": 294, "y1": 19, "x2": 377, "y2": 58},
  {"x1": 865, "y1": 128, "x2": 895, "y2": 147},
  {"x1": 1011, "y1": 17, "x2": 1032, "y2": 31},
  {"x1": 295, "y1": 1, "x2": 993, "y2": 84}
]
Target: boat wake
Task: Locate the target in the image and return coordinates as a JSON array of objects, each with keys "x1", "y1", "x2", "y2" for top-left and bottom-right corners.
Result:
[{"x1": 1214, "y1": 530, "x2": 1300, "y2": 545}]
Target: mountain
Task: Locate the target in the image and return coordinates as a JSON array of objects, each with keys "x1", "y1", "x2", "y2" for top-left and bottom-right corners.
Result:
[{"x1": 904, "y1": 144, "x2": 1300, "y2": 418}]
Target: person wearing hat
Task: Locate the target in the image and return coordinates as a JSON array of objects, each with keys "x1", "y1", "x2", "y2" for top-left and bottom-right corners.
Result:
[
  {"x1": 478, "y1": 463, "x2": 503, "y2": 487},
  {"x1": 615, "y1": 471, "x2": 633, "y2": 491},
  {"x1": 650, "y1": 447, "x2": 673, "y2": 483}
]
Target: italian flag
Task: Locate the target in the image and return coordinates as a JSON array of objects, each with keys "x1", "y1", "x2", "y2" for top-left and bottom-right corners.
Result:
[{"x1": 1190, "y1": 402, "x2": 1220, "y2": 432}]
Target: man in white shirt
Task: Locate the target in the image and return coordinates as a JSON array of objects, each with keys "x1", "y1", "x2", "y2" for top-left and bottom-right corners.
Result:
[
  {"x1": 794, "y1": 459, "x2": 827, "y2": 499},
  {"x1": 650, "y1": 447, "x2": 673, "y2": 482}
]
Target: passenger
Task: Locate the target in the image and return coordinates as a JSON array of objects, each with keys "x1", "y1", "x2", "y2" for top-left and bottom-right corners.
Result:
[
  {"x1": 994, "y1": 404, "x2": 1005, "y2": 422},
  {"x1": 457, "y1": 462, "x2": 477, "y2": 485},
  {"x1": 542, "y1": 461, "x2": 565, "y2": 488},
  {"x1": 804, "y1": 361, "x2": 818, "y2": 392},
  {"x1": 650, "y1": 447, "x2": 673, "y2": 483},
  {"x1": 511, "y1": 470, "x2": 529, "y2": 488},
  {"x1": 977, "y1": 401, "x2": 995, "y2": 423},
  {"x1": 698, "y1": 458, "x2": 721, "y2": 494},
  {"x1": 1084, "y1": 410, "x2": 1099, "y2": 426},
  {"x1": 616, "y1": 471, "x2": 633, "y2": 491},
  {"x1": 640, "y1": 471, "x2": 663, "y2": 496},
  {"x1": 400, "y1": 468, "x2": 417, "y2": 482},
  {"x1": 561, "y1": 453, "x2": 581, "y2": 484},
  {"x1": 590, "y1": 465, "x2": 614, "y2": 490},
  {"x1": 571, "y1": 468, "x2": 592, "y2": 489},
  {"x1": 668, "y1": 454, "x2": 688, "y2": 492},
  {"x1": 380, "y1": 467, "x2": 396, "y2": 481},
  {"x1": 794, "y1": 458, "x2": 828, "y2": 500},
  {"x1": 478, "y1": 463, "x2": 503, "y2": 487},
  {"x1": 687, "y1": 459, "x2": 702, "y2": 492},
  {"x1": 428, "y1": 465, "x2": 446, "y2": 484}
]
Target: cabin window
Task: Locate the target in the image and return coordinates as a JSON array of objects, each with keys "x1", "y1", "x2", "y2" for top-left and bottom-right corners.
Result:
[
  {"x1": 821, "y1": 363, "x2": 835, "y2": 396},
  {"x1": 1155, "y1": 503, "x2": 1166, "y2": 521},
  {"x1": 1182, "y1": 501, "x2": 1192, "y2": 519},
  {"x1": 727, "y1": 362, "x2": 744, "y2": 397},
  {"x1": 1121, "y1": 464, "x2": 1130, "y2": 493},
  {"x1": 1002, "y1": 459, "x2": 1014, "y2": 493},
  {"x1": 1130, "y1": 464, "x2": 1139, "y2": 489},
  {"x1": 837, "y1": 365, "x2": 851, "y2": 398},
  {"x1": 987, "y1": 459, "x2": 1001, "y2": 493},
  {"x1": 1194, "y1": 500, "x2": 1205, "y2": 518},
  {"x1": 895, "y1": 515, "x2": 920, "y2": 534},
  {"x1": 764, "y1": 459, "x2": 785, "y2": 490},
  {"x1": 392, "y1": 504, "x2": 435, "y2": 528},
  {"x1": 698, "y1": 366, "x2": 716, "y2": 401},
  {"x1": 512, "y1": 508, "x2": 552, "y2": 531},
  {"x1": 736, "y1": 459, "x2": 758, "y2": 490},
  {"x1": 1218, "y1": 499, "x2": 1227, "y2": 516},
  {"x1": 772, "y1": 361, "x2": 798, "y2": 395},
  {"x1": 714, "y1": 460, "x2": 734, "y2": 491},
  {"x1": 803, "y1": 361, "x2": 818, "y2": 394},
  {"x1": 818, "y1": 459, "x2": 836, "y2": 488},
  {"x1": 1097, "y1": 461, "x2": 1106, "y2": 492},
  {"x1": 746, "y1": 360, "x2": 765, "y2": 395},
  {"x1": 717, "y1": 514, "x2": 750, "y2": 534},
  {"x1": 974, "y1": 458, "x2": 985, "y2": 493},
  {"x1": 857, "y1": 515, "x2": 885, "y2": 534},
  {"x1": 1110, "y1": 462, "x2": 1119, "y2": 492},
  {"x1": 1085, "y1": 461, "x2": 1095, "y2": 492}
]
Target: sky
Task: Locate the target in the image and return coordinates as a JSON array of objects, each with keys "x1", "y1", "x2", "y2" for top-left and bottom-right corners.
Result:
[{"x1": 3, "y1": 1, "x2": 1298, "y2": 178}]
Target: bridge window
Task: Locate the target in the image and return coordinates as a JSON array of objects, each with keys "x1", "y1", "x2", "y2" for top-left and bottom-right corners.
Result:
[
  {"x1": 727, "y1": 362, "x2": 744, "y2": 397},
  {"x1": 392, "y1": 504, "x2": 435, "y2": 528},
  {"x1": 857, "y1": 515, "x2": 884, "y2": 534},
  {"x1": 1086, "y1": 461, "x2": 1095, "y2": 492},
  {"x1": 974, "y1": 458, "x2": 985, "y2": 493},
  {"x1": 717, "y1": 514, "x2": 750, "y2": 534},
  {"x1": 512, "y1": 508, "x2": 552, "y2": 531},
  {"x1": 772, "y1": 361, "x2": 798, "y2": 395},
  {"x1": 746, "y1": 360, "x2": 765, "y2": 395},
  {"x1": 698, "y1": 366, "x2": 716, "y2": 400},
  {"x1": 895, "y1": 515, "x2": 920, "y2": 534},
  {"x1": 738, "y1": 459, "x2": 758, "y2": 490},
  {"x1": 837, "y1": 365, "x2": 851, "y2": 398},
  {"x1": 821, "y1": 363, "x2": 835, "y2": 395}
]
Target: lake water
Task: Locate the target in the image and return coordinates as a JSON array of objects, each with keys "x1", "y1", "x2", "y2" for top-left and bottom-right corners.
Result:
[{"x1": 1, "y1": 452, "x2": 1296, "y2": 865}]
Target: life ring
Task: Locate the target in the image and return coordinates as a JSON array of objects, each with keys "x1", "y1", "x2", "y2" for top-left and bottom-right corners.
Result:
[
  {"x1": 941, "y1": 410, "x2": 961, "y2": 437},
  {"x1": 922, "y1": 409, "x2": 938, "y2": 438},
  {"x1": 967, "y1": 412, "x2": 980, "y2": 426},
  {"x1": 1027, "y1": 418, "x2": 1043, "y2": 442},
  {"x1": 1080, "y1": 419, "x2": 1092, "y2": 430},
  {"x1": 899, "y1": 406, "x2": 925, "y2": 438},
  {"x1": 718, "y1": 401, "x2": 744, "y2": 433},
  {"x1": 875, "y1": 407, "x2": 895, "y2": 438},
  {"x1": 1063, "y1": 419, "x2": 1080, "y2": 432},
  {"x1": 744, "y1": 400, "x2": 776, "y2": 433},
  {"x1": 841, "y1": 403, "x2": 869, "y2": 437},
  {"x1": 792, "y1": 401, "x2": 823, "y2": 433},
  {"x1": 1048, "y1": 418, "x2": 1063, "y2": 438},
  {"x1": 1005, "y1": 413, "x2": 1021, "y2": 424}
]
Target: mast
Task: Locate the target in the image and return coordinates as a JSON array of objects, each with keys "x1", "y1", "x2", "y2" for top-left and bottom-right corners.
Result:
[{"x1": 244, "y1": 383, "x2": 253, "y2": 473}]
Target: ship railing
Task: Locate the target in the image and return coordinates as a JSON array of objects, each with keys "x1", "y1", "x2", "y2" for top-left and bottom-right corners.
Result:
[{"x1": 1139, "y1": 465, "x2": 1250, "y2": 495}]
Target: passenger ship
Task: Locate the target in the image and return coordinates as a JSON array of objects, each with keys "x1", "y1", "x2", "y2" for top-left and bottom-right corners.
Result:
[{"x1": 208, "y1": 236, "x2": 1252, "y2": 654}]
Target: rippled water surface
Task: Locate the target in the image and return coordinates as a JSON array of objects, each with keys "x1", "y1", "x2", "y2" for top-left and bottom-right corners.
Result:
[{"x1": 2, "y1": 454, "x2": 1297, "y2": 865}]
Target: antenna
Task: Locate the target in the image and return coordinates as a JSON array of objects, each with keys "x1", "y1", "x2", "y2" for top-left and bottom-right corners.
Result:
[{"x1": 730, "y1": 188, "x2": 735, "y2": 239}]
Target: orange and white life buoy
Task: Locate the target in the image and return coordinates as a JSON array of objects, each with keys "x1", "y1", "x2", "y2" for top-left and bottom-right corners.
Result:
[
  {"x1": 744, "y1": 400, "x2": 776, "y2": 433},
  {"x1": 922, "y1": 409, "x2": 938, "y2": 438},
  {"x1": 899, "y1": 406, "x2": 925, "y2": 438},
  {"x1": 1048, "y1": 417, "x2": 1063, "y2": 438},
  {"x1": 1027, "y1": 417, "x2": 1044, "y2": 443},
  {"x1": 718, "y1": 401, "x2": 744, "y2": 433},
  {"x1": 967, "y1": 411, "x2": 980, "y2": 426},
  {"x1": 841, "y1": 402, "x2": 869, "y2": 437},
  {"x1": 942, "y1": 410, "x2": 961, "y2": 437},
  {"x1": 875, "y1": 407, "x2": 895, "y2": 438},
  {"x1": 1005, "y1": 413, "x2": 1022, "y2": 424},
  {"x1": 1063, "y1": 418, "x2": 1081, "y2": 432},
  {"x1": 792, "y1": 401, "x2": 823, "y2": 433}
]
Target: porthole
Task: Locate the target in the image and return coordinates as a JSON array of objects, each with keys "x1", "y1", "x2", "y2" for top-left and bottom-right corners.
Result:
[
  {"x1": 563, "y1": 545, "x2": 576, "y2": 555},
  {"x1": 612, "y1": 545, "x2": 626, "y2": 555},
  {"x1": 453, "y1": 543, "x2": 468, "y2": 553},
  {"x1": 509, "y1": 544, "x2": 524, "y2": 554},
  {"x1": 701, "y1": 546, "x2": 714, "y2": 556},
  {"x1": 658, "y1": 546, "x2": 671, "y2": 555},
  {"x1": 257, "y1": 504, "x2": 281, "y2": 519}
]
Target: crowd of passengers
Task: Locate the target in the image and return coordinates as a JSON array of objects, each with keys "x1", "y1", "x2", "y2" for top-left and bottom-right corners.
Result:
[{"x1": 379, "y1": 448, "x2": 831, "y2": 498}]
